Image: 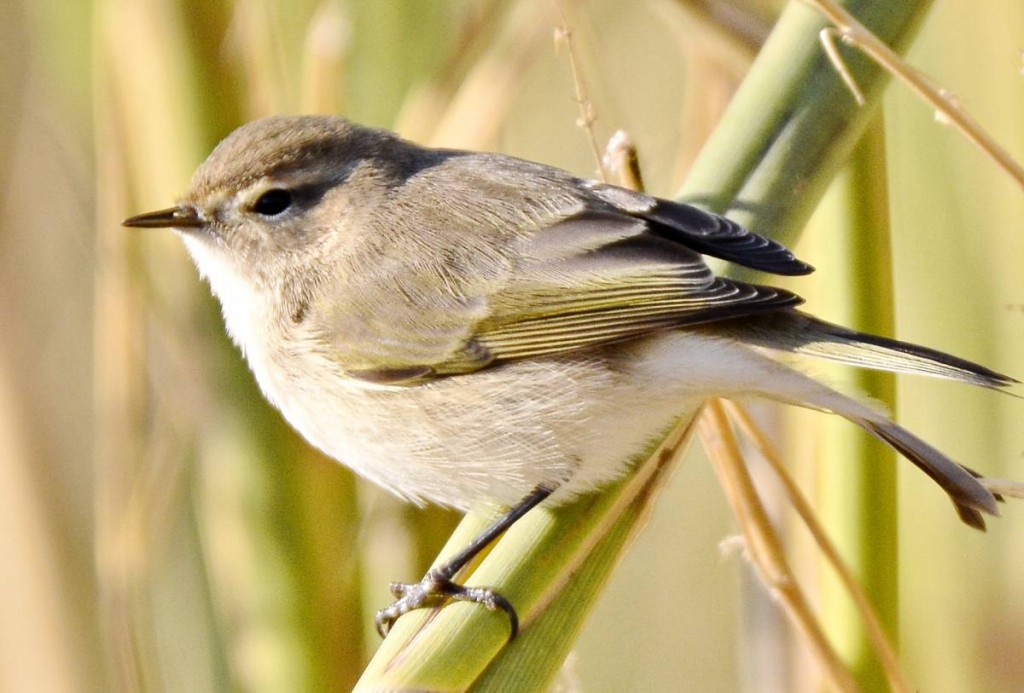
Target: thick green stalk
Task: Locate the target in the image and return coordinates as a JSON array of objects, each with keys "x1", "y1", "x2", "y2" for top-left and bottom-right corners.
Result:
[
  {"x1": 813, "y1": 118, "x2": 898, "y2": 691},
  {"x1": 677, "y1": 0, "x2": 931, "y2": 255}
]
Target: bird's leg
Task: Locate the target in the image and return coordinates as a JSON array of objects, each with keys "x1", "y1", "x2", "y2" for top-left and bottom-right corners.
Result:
[{"x1": 375, "y1": 485, "x2": 553, "y2": 639}]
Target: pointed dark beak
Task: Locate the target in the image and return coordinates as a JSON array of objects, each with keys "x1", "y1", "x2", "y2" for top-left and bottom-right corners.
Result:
[{"x1": 123, "y1": 205, "x2": 205, "y2": 229}]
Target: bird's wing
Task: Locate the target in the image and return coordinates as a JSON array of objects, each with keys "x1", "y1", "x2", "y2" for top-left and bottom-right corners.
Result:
[
  {"x1": 309, "y1": 156, "x2": 806, "y2": 385},
  {"x1": 467, "y1": 210, "x2": 800, "y2": 365}
]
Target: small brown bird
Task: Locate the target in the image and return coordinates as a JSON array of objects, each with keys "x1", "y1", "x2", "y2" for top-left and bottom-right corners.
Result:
[{"x1": 126, "y1": 115, "x2": 1015, "y2": 636}]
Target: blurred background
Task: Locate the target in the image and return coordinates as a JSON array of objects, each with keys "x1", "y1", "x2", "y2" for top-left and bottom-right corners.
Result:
[{"x1": 1, "y1": 0, "x2": 1022, "y2": 690}]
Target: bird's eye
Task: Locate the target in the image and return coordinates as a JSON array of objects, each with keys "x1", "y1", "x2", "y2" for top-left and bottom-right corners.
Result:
[{"x1": 252, "y1": 188, "x2": 293, "y2": 216}]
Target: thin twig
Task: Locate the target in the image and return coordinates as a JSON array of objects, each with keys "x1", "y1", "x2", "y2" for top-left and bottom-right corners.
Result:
[
  {"x1": 722, "y1": 401, "x2": 911, "y2": 693},
  {"x1": 801, "y1": 0, "x2": 1024, "y2": 189},
  {"x1": 554, "y1": 0, "x2": 607, "y2": 181},
  {"x1": 819, "y1": 28, "x2": 865, "y2": 105}
]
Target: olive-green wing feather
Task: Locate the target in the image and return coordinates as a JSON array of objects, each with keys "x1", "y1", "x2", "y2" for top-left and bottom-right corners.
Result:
[{"x1": 467, "y1": 211, "x2": 800, "y2": 364}]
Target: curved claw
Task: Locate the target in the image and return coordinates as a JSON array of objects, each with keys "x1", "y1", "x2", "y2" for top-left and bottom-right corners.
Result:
[
  {"x1": 374, "y1": 569, "x2": 519, "y2": 640},
  {"x1": 472, "y1": 589, "x2": 518, "y2": 639}
]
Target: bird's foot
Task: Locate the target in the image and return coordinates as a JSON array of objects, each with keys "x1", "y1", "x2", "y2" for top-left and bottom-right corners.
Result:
[{"x1": 374, "y1": 569, "x2": 518, "y2": 639}]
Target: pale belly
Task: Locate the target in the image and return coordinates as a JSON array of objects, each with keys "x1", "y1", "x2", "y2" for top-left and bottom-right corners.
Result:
[{"x1": 251, "y1": 334, "x2": 721, "y2": 510}]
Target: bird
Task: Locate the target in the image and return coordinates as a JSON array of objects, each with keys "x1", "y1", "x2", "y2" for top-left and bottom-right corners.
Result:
[{"x1": 124, "y1": 115, "x2": 1016, "y2": 637}]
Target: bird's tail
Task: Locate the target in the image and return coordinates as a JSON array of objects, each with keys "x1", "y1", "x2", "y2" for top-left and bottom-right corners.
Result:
[
  {"x1": 720, "y1": 310, "x2": 1019, "y2": 392},
  {"x1": 694, "y1": 328, "x2": 1005, "y2": 529},
  {"x1": 853, "y1": 416, "x2": 999, "y2": 529},
  {"x1": 751, "y1": 370, "x2": 1001, "y2": 529}
]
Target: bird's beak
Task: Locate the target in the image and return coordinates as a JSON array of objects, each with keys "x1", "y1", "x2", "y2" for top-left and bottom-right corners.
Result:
[{"x1": 122, "y1": 205, "x2": 205, "y2": 229}]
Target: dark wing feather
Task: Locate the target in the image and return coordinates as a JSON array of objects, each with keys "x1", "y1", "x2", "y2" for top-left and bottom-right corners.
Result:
[
  {"x1": 644, "y1": 200, "x2": 814, "y2": 276},
  {"x1": 585, "y1": 183, "x2": 814, "y2": 276}
]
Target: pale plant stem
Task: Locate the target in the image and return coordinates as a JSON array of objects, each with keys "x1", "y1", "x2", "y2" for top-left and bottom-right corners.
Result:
[
  {"x1": 603, "y1": 129, "x2": 645, "y2": 192},
  {"x1": 722, "y1": 401, "x2": 911, "y2": 693},
  {"x1": 698, "y1": 401, "x2": 858, "y2": 693}
]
